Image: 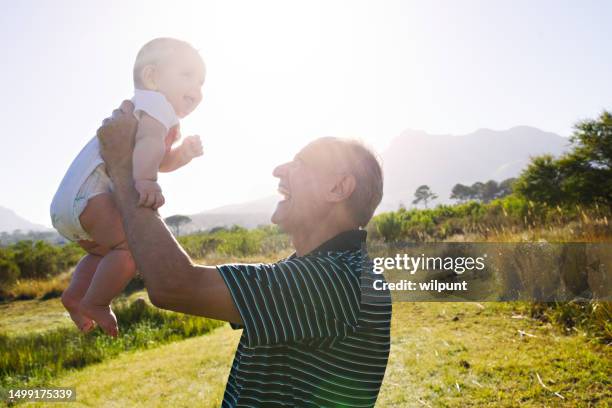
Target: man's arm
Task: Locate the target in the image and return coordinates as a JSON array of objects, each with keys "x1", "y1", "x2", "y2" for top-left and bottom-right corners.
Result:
[{"x1": 98, "y1": 101, "x2": 242, "y2": 324}]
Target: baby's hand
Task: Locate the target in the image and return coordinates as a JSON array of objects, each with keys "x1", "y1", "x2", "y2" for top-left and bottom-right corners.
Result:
[
  {"x1": 134, "y1": 179, "x2": 165, "y2": 209},
  {"x1": 180, "y1": 135, "x2": 204, "y2": 160}
]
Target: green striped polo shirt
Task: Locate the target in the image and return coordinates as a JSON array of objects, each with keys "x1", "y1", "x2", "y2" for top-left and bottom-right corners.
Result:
[{"x1": 217, "y1": 230, "x2": 392, "y2": 407}]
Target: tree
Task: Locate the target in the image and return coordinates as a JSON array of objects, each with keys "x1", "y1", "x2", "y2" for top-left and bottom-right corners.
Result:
[
  {"x1": 515, "y1": 110, "x2": 612, "y2": 206},
  {"x1": 451, "y1": 178, "x2": 516, "y2": 203},
  {"x1": 571, "y1": 110, "x2": 612, "y2": 172},
  {"x1": 560, "y1": 110, "x2": 612, "y2": 204},
  {"x1": 514, "y1": 155, "x2": 564, "y2": 205},
  {"x1": 497, "y1": 178, "x2": 516, "y2": 199},
  {"x1": 471, "y1": 182, "x2": 485, "y2": 201},
  {"x1": 450, "y1": 183, "x2": 472, "y2": 203},
  {"x1": 164, "y1": 215, "x2": 192, "y2": 236},
  {"x1": 412, "y1": 185, "x2": 437, "y2": 208},
  {"x1": 481, "y1": 180, "x2": 500, "y2": 203}
]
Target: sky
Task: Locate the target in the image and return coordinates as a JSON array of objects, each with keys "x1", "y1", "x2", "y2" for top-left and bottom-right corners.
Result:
[{"x1": 1, "y1": 0, "x2": 611, "y2": 226}]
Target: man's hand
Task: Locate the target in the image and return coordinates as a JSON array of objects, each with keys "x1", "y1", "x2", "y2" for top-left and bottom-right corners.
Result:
[
  {"x1": 97, "y1": 102, "x2": 241, "y2": 325},
  {"x1": 97, "y1": 100, "x2": 138, "y2": 181},
  {"x1": 179, "y1": 135, "x2": 204, "y2": 160}
]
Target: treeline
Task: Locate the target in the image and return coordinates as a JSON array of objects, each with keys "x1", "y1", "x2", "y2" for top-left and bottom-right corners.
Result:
[
  {"x1": 0, "y1": 241, "x2": 83, "y2": 287},
  {"x1": 0, "y1": 225, "x2": 291, "y2": 289},
  {"x1": 0, "y1": 230, "x2": 64, "y2": 246},
  {"x1": 451, "y1": 178, "x2": 515, "y2": 203},
  {"x1": 374, "y1": 111, "x2": 611, "y2": 242},
  {"x1": 371, "y1": 195, "x2": 610, "y2": 242},
  {"x1": 514, "y1": 111, "x2": 611, "y2": 206}
]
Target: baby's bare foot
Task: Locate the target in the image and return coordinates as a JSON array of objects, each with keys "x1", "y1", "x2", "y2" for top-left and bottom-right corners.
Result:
[
  {"x1": 66, "y1": 310, "x2": 96, "y2": 333},
  {"x1": 80, "y1": 320, "x2": 96, "y2": 333},
  {"x1": 62, "y1": 293, "x2": 95, "y2": 333},
  {"x1": 80, "y1": 300, "x2": 118, "y2": 337}
]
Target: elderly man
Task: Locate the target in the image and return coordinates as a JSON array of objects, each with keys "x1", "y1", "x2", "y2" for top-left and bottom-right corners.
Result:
[{"x1": 98, "y1": 101, "x2": 392, "y2": 407}]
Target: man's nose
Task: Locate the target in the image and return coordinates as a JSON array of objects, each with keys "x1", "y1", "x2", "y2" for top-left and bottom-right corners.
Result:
[{"x1": 273, "y1": 162, "x2": 290, "y2": 178}]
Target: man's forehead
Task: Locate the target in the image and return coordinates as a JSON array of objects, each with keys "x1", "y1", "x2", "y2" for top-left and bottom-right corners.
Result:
[
  {"x1": 295, "y1": 139, "x2": 349, "y2": 171},
  {"x1": 296, "y1": 139, "x2": 333, "y2": 160}
]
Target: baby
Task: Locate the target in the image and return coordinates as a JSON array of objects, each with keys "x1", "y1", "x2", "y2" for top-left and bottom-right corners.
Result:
[{"x1": 50, "y1": 38, "x2": 205, "y2": 337}]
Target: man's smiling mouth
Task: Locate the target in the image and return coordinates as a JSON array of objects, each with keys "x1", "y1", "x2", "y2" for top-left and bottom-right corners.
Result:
[{"x1": 278, "y1": 185, "x2": 291, "y2": 202}]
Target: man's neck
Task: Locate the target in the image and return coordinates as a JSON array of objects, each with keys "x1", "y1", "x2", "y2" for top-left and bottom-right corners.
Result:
[{"x1": 291, "y1": 216, "x2": 358, "y2": 257}]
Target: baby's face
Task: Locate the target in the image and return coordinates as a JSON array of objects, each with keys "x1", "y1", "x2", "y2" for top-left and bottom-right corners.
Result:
[{"x1": 155, "y1": 48, "x2": 206, "y2": 118}]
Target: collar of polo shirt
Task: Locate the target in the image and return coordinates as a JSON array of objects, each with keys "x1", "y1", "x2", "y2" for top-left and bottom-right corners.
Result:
[{"x1": 287, "y1": 229, "x2": 366, "y2": 259}]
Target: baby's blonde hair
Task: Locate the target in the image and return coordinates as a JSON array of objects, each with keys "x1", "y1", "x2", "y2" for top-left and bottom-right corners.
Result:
[{"x1": 133, "y1": 37, "x2": 197, "y2": 88}]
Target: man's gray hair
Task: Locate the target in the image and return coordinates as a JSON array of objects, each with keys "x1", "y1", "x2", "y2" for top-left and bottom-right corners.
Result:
[{"x1": 317, "y1": 137, "x2": 384, "y2": 227}]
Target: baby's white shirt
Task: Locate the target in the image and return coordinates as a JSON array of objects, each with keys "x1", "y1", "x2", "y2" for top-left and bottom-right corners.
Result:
[
  {"x1": 52, "y1": 90, "x2": 179, "y2": 212},
  {"x1": 131, "y1": 89, "x2": 179, "y2": 131}
]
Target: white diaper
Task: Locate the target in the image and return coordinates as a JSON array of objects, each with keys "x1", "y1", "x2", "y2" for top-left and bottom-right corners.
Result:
[
  {"x1": 50, "y1": 164, "x2": 113, "y2": 242},
  {"x1": 50, "y1": 90, "x2": 178, "y2": 242}
]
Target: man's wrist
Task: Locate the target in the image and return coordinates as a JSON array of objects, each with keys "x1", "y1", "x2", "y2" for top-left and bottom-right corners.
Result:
[
  {"x1": 108, "y1": 165, "x2": 134, "y2": 191},
  {"x1": 112, "y1": 175, "x2": 139, "y2": 211},
  {"x1": 107, "y1": 166, "x2": 132, "y2": 185}
]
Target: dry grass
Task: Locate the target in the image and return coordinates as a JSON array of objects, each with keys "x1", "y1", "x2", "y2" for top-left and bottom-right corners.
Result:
[{"x1": 3, "y1": 271, "x2": 71, "y2": 301}]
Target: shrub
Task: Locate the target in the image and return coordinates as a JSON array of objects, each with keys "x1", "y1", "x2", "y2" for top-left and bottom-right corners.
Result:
[
  {"x1": 0, "y1": 257, "x2": 19, "y2": 287},
  {"x1": 369, "y1": 195, "x2": 611, "y2": 242},
  {"x1": 529, "y1": 301, "x2": 611, "y2": 344},
  {"x1": 178, "y1": 225, "x2": 290, "y2": 259},
  {"x1": 0, "y1": 241, "x2": 83, "y2": 284},
  {"x1": 375, "y1": 212, "x2": 405, "y2": 243}
]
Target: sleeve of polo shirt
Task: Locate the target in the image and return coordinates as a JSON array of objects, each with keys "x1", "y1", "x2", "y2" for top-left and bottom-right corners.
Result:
[{"x1": 217, "y1": 256, "x2": 362, "y2": 348}]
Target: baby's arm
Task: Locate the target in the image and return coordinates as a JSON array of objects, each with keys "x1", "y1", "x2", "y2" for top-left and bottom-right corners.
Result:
[
  {"x1": 159, "y1": 134, "x2": 203, "y2": 173},
  {"x1": 132, "y1": 114, "x2": 167, "y2": 209}
]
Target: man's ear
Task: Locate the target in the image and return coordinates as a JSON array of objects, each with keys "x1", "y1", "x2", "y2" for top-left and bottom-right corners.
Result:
[
  {"x1": 140, "y1": 65, "x2": 158, "y2": 90},
  {"x1": 326, "y1": 173, "x2": 356, "y2": 202}
]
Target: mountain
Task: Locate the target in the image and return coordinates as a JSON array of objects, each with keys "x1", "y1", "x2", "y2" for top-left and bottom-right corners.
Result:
[
  {"x1": 185, "y1": 195, "x2": 279, "y2": 232},
  {"x1": 169, "y1": 126, "x2": 570, "y2": 231},
  {"x1": 379, "y1": 126, "x2": 568, "y2": 211},
  {"x1": 0, "y1": 206, "x2": 50, "y2": 233}
]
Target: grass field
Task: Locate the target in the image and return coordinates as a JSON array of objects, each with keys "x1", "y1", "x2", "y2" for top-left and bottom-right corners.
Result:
[
  {"x1": 0, "y1": 297, "x2": 69, "y2": 336},
  {"x1": 2, "y1": 299, "x2": 609, "y2": 407}
]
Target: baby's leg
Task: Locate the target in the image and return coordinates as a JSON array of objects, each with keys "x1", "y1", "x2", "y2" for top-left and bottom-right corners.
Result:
[
  {"x1": 78, "y1": 193, "x2": 136, "y2": 337},
  {"x1": 61, "y1": 253, "x2": 101, "y2": 333}
]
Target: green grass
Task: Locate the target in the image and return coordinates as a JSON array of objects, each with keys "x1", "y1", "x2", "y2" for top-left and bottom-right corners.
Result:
[
  {"x1": 27, "y1": 325, "x2": 239, "y2": 408},
  {"x1": 0, "y1": 293, "x2": 223, "y2": 397},
  {"x1": 2, "y1": 302, "x2": 609, "y2": 407},
  {"x1": 1, "y1": 231, "x2": 610, "y2": 406},
  {"x1": 0, "y1": 297, "x2": 70, "y2": 336},
  {"x1": 377, "y1": 303, "x2": 611, "y2": 407}
]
